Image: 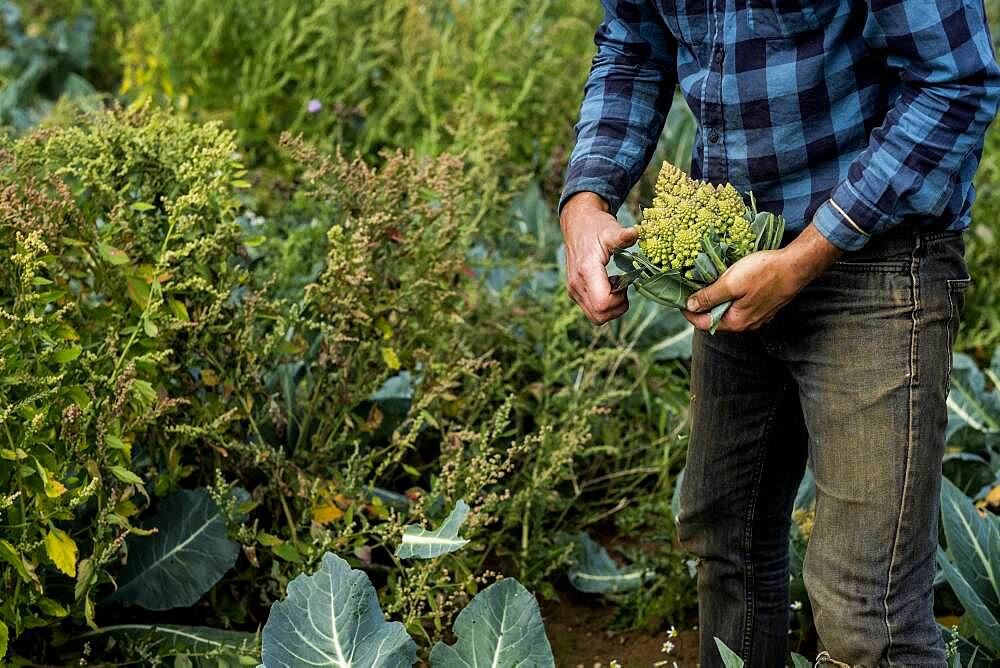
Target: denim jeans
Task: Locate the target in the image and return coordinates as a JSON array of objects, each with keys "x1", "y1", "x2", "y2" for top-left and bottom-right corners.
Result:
[{"x1": 675, "y1": 227, "x2": 970, "y2": 667}]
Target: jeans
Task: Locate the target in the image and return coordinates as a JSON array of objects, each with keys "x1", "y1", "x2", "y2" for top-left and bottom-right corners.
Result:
[{"x1": 675, "y1": 227, "x2": 970, "y2": 667}]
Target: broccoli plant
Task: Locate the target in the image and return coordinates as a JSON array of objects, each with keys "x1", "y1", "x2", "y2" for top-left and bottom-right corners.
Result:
[{"x1": 260, "y1": 502, "x2": 556, "y2": 667}]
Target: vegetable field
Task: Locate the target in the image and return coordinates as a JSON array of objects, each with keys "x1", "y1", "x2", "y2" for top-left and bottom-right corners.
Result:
[{"x1": 2, "y1": 1, "x2": 1000, "y2": 666}]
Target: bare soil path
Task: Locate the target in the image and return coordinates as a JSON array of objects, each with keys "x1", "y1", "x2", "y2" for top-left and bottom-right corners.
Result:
[{"x1": 541, "y1": 594, "x2": 699, "y2": 667}]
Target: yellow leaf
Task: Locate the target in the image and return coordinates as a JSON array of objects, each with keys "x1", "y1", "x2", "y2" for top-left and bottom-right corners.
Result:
[
  {"x1": 36, "y1": 462, "x2": 66, "y2": 497},
  {"x1": 202, "y1": 368, "x2": 219, "y2": 386},
  {"x1": 381, "y1": 347, "x2": 401, "y2": 370},
  {"x1": 985, "y1": 484, "x2": 1000, "y2": 507},
  {"x1": 375, "y1": 318, "x2": 393, "y2": 340},
  {"x1": 312, "y1": 504, "x2": 344, "y2": 525},
  {"x1": 45, "y1": 528, "x2": 77, "y2": 577},
  {"x1": 45, "y1": 478, "x2": 67, "y2": 498},
  {"x1": 114, "y1": 499, "x2": 139, "y2": 517},
  {"x1": 84, "y1": 594, "x2": 97, "y2": 632},
  {"x1": 936, "y1": 614, "x2": 962, "y2": 628}
]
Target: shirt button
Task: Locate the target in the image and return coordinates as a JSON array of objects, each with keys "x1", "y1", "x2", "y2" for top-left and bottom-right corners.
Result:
[
  {"x1": 708, "y1": 129, "x2": 720, "y2": 143},
  {"x1": 714, "y1": 50, "x2": 723, "y2": 64}
]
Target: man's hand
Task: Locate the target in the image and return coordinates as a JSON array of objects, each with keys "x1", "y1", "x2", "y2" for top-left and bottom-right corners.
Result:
[
  {"x1": 561, "y1": 192, "x2": 638, "y2": 324},
  {"x1": 684, "y1": 223, "x2": 843, "y2": 332}
]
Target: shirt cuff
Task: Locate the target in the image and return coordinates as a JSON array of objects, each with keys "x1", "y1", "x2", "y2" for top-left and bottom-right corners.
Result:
[
  {"x1": 811, "y1": 181, "x2": 886, "y2": 252},
  {"x1": 558, "y1": 156, "x2": 632, "y2": 216}
]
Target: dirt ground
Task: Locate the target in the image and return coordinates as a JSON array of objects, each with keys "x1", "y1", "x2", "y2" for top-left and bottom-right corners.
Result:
[{"x1": 541, "y1": 594, "x2": 699, "y2": 668}]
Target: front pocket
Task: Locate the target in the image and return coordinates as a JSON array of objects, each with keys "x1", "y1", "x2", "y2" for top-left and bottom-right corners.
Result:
[
  {"x1": 946, "y1": 276, "x2": 971, "y2": 320},
  {"x1": 945, "y1": 277, "x2": 971, "y2": 381},
  {"x1": 656, "y1": 0, "x2": 710, "y2": 46},
  {"x1": 746, "y1": 0, "x2": 839, "y2": 39}
]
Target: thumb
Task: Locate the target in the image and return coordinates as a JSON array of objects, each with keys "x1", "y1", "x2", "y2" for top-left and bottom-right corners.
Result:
[
  {"x1": 686, "y1": 278, "x2": 736, "y2": 313},
  {"x1": 605, "y1": 225, "x2": 638, "y2": 250}
]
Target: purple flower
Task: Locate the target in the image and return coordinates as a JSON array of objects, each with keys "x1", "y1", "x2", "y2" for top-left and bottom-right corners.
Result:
[{"x1": 307, "y1": 99, "x2": 322, "y2": 114}]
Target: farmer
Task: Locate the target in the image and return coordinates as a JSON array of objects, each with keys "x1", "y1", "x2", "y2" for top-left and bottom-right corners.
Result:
[{"x1": 560, "y1": 0, "x2": 1000, "y2": 665}]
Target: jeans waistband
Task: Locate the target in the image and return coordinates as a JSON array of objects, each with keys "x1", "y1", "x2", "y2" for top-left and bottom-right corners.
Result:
[{"x1": 830, "y1": 226, "x2": 962, "y2": 264}]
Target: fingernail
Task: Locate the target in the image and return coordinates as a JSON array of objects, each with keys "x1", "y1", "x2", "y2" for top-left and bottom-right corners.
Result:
[{"x1": 686, "y1": 298, "x2": 698, "y2": 311}]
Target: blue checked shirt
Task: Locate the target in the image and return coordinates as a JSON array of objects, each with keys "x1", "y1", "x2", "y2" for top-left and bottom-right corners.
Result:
[{"x1": 561, "y1": 0, "x2": 1000, "y2": 250}]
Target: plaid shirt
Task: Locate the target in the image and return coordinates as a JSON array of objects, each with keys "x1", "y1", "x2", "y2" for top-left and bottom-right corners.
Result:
[{"x1": 561, "y1": 0, "x2": 1000, "y2": 250}]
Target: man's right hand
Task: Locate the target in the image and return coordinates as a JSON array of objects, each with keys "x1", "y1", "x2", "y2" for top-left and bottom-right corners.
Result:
[{"x1": 560, "y1": 191, "x2": 639, "y2": 325}]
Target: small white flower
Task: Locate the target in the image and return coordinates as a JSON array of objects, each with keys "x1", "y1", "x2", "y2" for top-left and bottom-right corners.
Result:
[
  {"x1": 610, "y1": 661, "x2": 622, "y2": 668},
  {"x1": 790, "y1": 600, "x2": 803, "y2": 611},
  {"x1": 668, "y1": 625, "x2": 678, "y2": 638},
  {"x1": 661, "y1": 641, "x2": 675, "y2": 654}
]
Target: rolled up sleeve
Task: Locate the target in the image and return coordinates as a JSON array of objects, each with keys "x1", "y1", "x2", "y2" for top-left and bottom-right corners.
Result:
[{"x1": 814, "y1": 0, "x2": 1000, "y2": 251}]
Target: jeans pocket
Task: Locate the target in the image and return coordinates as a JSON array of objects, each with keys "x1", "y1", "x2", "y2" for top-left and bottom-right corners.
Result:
[
  {"x1": 655, "y1": 0, "x2": 710, "y2": 46},
  {"x1": 945, "y1": 276, "x2": 971, "y2": 378},
  {"x1": 747, "y1": 0, "x2": 839, "y2": 38},
  {"x1": 947, "y1": 276, "x2": 972, "y2": 315}
]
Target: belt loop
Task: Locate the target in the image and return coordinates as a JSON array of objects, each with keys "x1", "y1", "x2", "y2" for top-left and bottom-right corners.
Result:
[{"x1": 914, "y1": 228, "x2": 926, "y2": 257}]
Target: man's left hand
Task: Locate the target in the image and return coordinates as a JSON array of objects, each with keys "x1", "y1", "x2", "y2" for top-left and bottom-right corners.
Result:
[{"x1": 683, "y1": 223, "x2": 843, "y2": 332}]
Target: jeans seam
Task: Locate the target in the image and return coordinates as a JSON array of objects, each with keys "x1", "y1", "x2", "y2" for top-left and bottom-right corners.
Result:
[
  {"x1": 882, "y1": 235, "x2": 921, "y2": 667},
  {"x1": 828, "y1": 262, "x2": 909, "y2": 273},
  {"x1": 740, "y1": 380, "x2": 789, "y2": 663}
]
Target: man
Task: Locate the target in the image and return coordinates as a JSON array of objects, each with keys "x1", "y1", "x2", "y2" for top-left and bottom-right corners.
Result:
[{"x1": 560, "y1": 0, "x2": 1000, "y2": 665}]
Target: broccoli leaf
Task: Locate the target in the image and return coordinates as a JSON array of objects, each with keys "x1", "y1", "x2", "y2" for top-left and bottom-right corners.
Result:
[
  {"x1": 261, "y1": 553, "x2": 417, "y2": 667},
  {"x1": 567, "y1": 532, "x2": 653, "y2": 594},
  {"x1": 429, "y1": 579, "x2": 554, "y2": 667},
  {"x1": 395, "y1": 500, "x2": 469, "y2": 559}
]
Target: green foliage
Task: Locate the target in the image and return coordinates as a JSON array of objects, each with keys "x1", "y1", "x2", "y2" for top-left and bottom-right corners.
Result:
[
  {"x1": 105, "y1": 487, "x2": 247, "y2": 611},
  {"x1": 81, "y1": 625, "x2": 260, "y2": 667},
  {"x1": 566, "y1": 532, "x2": 653, "y2": 594},
  {"x1": 943, "y1": 350, "x2": 1000, "y2": 498},
  {"x1": 937, "y1": 478, "x2": 1000, "y2": 657},
  {"x1": 70, "y1": 0, "x2": 597, "y2": 181},
  {"x1": 715, "y1": 637, "x2": 745, "y2": 667},
  {"x1": 0, "y1": 105, "x2": 251, "y2": 658},
  {"x1": 0, "y1": 1, "x2": 97, "y2": 132},
  {"x1": 959, "y1": 0, "x2": 1000, "y2": 353},
  {"x1": 714, "y1": 638, "x2": 813, "y2": 668}
]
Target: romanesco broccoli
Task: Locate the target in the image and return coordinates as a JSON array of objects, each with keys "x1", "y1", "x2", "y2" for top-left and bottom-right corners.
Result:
[
  {"x1": 611, "y1": 161, "x2": 785, "y2": 332},
  {"x1": 637, "y1": 163, "x2": 756, "y2": 269}
]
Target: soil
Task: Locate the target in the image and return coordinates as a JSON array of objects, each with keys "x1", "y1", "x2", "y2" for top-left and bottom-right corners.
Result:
[{"x1": 541, "y1": 592, "x2": 700, "y2": 668}]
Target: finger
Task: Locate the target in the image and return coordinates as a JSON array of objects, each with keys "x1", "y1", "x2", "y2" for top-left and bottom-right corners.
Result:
[
  {"x1": 566, "y1": 274, "x2": 598, "y2": 323},
  {"x1": 603, "y1": 294, "x2": 630, "y2": 321},
  {"x1": 569, "y1": 273, "x2": 605, "y2": 323},
  {"x1": 682, "y1": 309, "x2": 713, "y2": 331},
  {"x1": 585, "y1": 291, "x2": 628, "y2": 323},
  {"x1": 603, "y1": 225, "x2": 638, "y2": 250},
  {"x1": 590, "y1": 298, "x2": 629, "y2": 325},
  {"x1": 686, "y1": 278, "x2": 737, "y2": 314},
  {"x1": 579, "y1": 261, "x2": 627, "y2": 315},
  {"x1": 712, "y1": 306, "x2": 751, "y2": 333}
]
